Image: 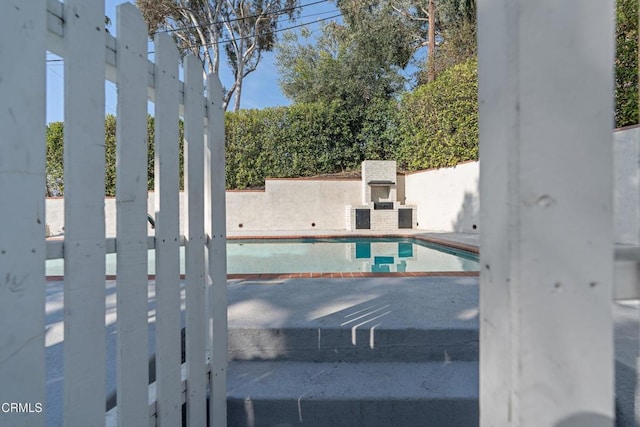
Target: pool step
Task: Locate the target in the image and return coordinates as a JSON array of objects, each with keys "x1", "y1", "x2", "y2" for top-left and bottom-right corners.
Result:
[
  {"x1": 228, "y1": 327, "x2": 478, "y2": 363},
  {"x1": 226, "y1": 277, "x2": 480, "y2": 426},
  {"x1": 227, "y1": 360, "x2": 479, "y2": 427},
  {"x1": 227, "y1": 276, "x2": 480, "y2": 363}
]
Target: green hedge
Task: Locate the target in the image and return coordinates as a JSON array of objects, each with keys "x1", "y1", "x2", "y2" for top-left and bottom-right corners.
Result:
[
  {"x1": 615, "y1": 0, "x2": 639, "y2": 128},
  {"x1": 225, "y1": 101, "x2": 368, "y2": 189},
  {"x1": 46, "y1": 115, "x2": 183, "y2": 196},
  {"x1": 47, "y1": 62, "x2": 482, "y2": 194},
  {"x1": 45, "y1": 121, "x2": 64, "y2": 196},
  {"x1": 395, "y1": 57, "x2": 478, "y2": 171}
]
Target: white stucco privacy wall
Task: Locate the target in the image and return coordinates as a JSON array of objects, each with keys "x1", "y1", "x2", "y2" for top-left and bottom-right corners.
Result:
[
  {"x1": 402, "y1": 126, "x2": 640, "y2": 240},
  {"x1": 404, "y1": 161, "x2": 480, "y2": 233},
  {"x1": 46, "y1": 194, "x2": 181, "y2": 237},
  {"x1": 226, "y1": 179, "x2": 362, "y2": 232},
  {"x1": 614, "y1": 126, "x2": 640, "y2": 245},
  {"x1": 43, "y1": 165, "x2": 484, "y2": 235},
  {"x1": 46, "y1": 179, "x2": 363, "y2": 236}
]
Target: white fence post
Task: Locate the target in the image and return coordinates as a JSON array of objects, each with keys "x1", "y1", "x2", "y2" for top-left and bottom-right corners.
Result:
[
  {"x1": 478, "y1": 0, "x2": 615, "y2": 425},
  {"x1": 0, "y1": 2, "x2": 47, "y2": 427},
  {"x1": 115, "y1": 4, "x2": 150, "y2": 426},
  {"x1": 153, "y1": 32, "x2": 183, "y2": 426},
  {"x1": 184, "y1": 54, "x2": 207, "y2": 426},
  {"x1": 62, "y1": 0, "x2": 107, "y2": 426},
  {"x1": 206, "y1": 74, "x2": 228, "y2": 427}
]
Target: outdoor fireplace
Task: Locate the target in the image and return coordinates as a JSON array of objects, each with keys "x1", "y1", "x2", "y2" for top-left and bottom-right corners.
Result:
[
  {"x1": 369, "y1": 180, "x2": 395, "y2": 209},
  {"x1": 346, "y1": 160, "x2": 417, "y2": 230}
]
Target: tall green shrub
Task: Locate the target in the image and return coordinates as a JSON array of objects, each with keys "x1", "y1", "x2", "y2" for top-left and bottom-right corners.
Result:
[
  {"x1": 357, "y1": 97, "x2": 400, "y2": 161},
  {"x1": 46, "y1": 115, "x2": 184, "y2": 196},
  {"x1": 615, "y1": 0, "x2": 639, "y2": 128},
  {"x1": 104, "y1": 115, "x2": 117, "y2": 196},
  {"x1": 224, "y1": 101, "x2": 365, "y2": 189},
  {"x1": 46, "y1": 121, "x2": 64, "y2": 196},
  {"x1": 224, "y1": 109, "x2": 271, "y2": 189},
  {"x1": 396, "y1": 57, "x2": 478, "y2": 171}
]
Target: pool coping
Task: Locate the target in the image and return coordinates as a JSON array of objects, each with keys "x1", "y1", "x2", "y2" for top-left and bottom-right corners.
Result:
[{"x1": 45, "y1": 232, "x2": 480, "y2": 281}]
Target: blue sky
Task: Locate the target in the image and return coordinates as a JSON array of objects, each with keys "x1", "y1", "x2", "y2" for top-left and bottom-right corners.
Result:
[{"x1": 46, "y1": 0, "x2": 341, "y2": 122}]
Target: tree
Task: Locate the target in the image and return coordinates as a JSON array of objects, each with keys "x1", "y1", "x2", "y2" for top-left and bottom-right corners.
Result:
[
  {"x1": 427, "y1": 0, "x2": 436, "y2": 82},
  {"x1": 276, "y1": 26, "x2": 404, "y2": 106},
  {"x1": 338, "y1": 0, "x2": 434, "y2": 80},
  {"x1": 335, "y1": 0, "x2": 476, "y2": 84},
  {"x1": 336, "y1": 0, "x2": 419, "y2": 68},
  {"x1": 435, "y1": 0, "x2": 475, "y2": 26},
  {"x1": 424, "y1": 16, "x2": 475, "y2": 82},
  {"x1": 276, "y1": 4, "x2": 413, "y2": 107},
  {"x1": 136, "y1": 0, "x2": 299, "y2": 111},
  {"x1": 416, "y1": 0, "x2": 476, "y2": 83},
  {"x1": 276, "y1": 2, "x2": 415, "y2": 167}
]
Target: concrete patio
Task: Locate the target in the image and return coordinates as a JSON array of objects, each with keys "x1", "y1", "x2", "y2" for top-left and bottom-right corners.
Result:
[{"x1": 43, "y1": 232, "x2": 638, "y2": 426}]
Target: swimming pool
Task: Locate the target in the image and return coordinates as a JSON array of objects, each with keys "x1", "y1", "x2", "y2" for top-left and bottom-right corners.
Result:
[{"x1": 45, "y1": 237, "x2": 479, "y2": 276}]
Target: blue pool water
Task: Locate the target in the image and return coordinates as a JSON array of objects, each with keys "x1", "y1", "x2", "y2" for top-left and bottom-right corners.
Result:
[{"x1": 45, "y1": 238, "x2": 478, "y2": 276}]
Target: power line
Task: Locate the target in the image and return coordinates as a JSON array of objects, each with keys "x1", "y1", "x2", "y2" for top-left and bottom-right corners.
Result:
[
  {"x1": 147, "y1": 12, "x2": 341, "y2": 54},
  {"x1": 276, "y1": 9, "x2": 338, "y2": 23},
  {"x1": 183, "y1": 13, "x2": 342, "y2": 50},
  {"x1": 46, "y1": 11, "x2": 342, "y2": 61},
  {"x1": 154, "y1": 0, "x2": 331, "y2": 36}
]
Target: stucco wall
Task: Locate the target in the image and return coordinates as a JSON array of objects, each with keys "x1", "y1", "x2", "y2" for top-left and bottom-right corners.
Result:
[
  {"x1": 46, "y1": 179, "x2": 362, "y2": 235},
  {"x1": 400, "y1": 125, "x2": 639, "y2": 239},
  {"x1": 226, "y1": 179, "x2": 362, "y2": 231},
  {"x1": 614, "y1": 126, "x2": 640, "y2": 245},
  {"x1": 44, "y1": 168, "x2": 478, "y2": 235},
  {"x1": 46, "y1": 195, "x2": 177, "y2": 237},
  {"x1": 405, "y1": 161, "x2": 480, "y2": 233}
]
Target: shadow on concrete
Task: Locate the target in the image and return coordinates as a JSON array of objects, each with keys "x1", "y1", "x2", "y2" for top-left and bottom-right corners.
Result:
[
  {"x1": 555, "y1": 413, "x2": 614, "y2": 427},
  {"x1": 226, "y1": 276, "x2": 479, "y2": 426},
  {"x1": 613, "y1": 302, "x2": 640, "y2": 427}
]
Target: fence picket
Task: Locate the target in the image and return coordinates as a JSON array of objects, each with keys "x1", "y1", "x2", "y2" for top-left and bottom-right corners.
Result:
[
  {"x1": 62, "y1": 1, "x2": 107, "y2": 426},
  {"x1": 115, "y1": 4, "x2": 149, "y2": 427},
  {"x1": 19, "y1": 2, "x2": 229, "y2": 425},
  {"x1": 153, "y1": 32, "x2": 182, "y2": 427},
  {"x1": 206, "y1": 74, "x2": 228, "y2": 427},
  {"x1": 0, "y1": 2, "x2": 47, "y2": 426},
  {"x1": 184, "y1": 55, "x2": 207, "y2": 426}
]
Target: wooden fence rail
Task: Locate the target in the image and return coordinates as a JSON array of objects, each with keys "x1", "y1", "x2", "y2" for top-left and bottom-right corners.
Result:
[{"x1": 0, "y1": 1, "x2": 227, "y2": 426}]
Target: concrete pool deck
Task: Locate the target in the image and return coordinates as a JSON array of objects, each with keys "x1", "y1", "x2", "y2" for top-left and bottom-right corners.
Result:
[
  {"x1": 224, "y1": 231, "x2": 639, "y2": 425},
  {"x1": 41, "y1": 232, "x2": 640, "y2": 425},
  {"x1": 226, "y1": 274, "x2": 481, "y2": 425},
  {"x1": 44, "y1": 275, "x2": 481, "y2": 426},
  {"x1": 45, "y1": 231, "x2": 482, "y2": 425}
]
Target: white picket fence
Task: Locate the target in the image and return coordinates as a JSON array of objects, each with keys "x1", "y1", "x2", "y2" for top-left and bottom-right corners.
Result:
[{"x1": 0, "y1": 1, "x2": 227, "y2": 426}]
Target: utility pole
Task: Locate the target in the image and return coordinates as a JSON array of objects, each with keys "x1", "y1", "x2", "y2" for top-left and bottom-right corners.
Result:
[{"x1": 427, "y1": 0, "x2": 436, "y2": 82}]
